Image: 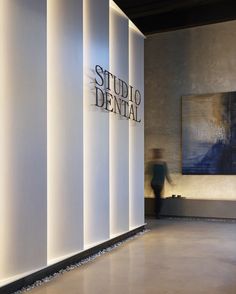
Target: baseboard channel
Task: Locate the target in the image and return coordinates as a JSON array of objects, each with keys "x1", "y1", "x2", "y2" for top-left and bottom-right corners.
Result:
[{"x1": 0, "y1": 225, "x2": 145, "y2": 294}]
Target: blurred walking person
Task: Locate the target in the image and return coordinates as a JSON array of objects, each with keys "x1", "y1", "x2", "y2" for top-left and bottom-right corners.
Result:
[{"x1": 148, "y1": 148, "x2": 174, "y2": 219}]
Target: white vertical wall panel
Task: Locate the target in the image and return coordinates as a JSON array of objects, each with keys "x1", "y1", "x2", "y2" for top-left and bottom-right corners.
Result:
[
  {"x1": 129, "y1": 26, "x2": 145, "y2": 228},
  {"x1": 47, "y1": 0, "x2": 84, "y2": 261},
  {"x1": 0, "y1": 0, "x2": 144, "y2": 285},
  {"x1": 83, "y1": 0, "x2": 110, "y2": 246},
  {"x1": 109, "y1": 7, "x2": 129, "y2": 236},
  {"x1": 0, "y1": 0, "x2": 47, "y2": 279}
]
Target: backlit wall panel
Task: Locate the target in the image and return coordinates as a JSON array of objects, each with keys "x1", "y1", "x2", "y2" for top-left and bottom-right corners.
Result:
[
  {"x1": 109, "y1": 5, "x2": 129, "y2": 236},
  {"x1": 47, "y1": 0, "x2": 84, "y2": 262},
  {"x1": 0, "y1": 0, "x2": 144, "y2": 286},
  {"x1": 83, "y1": 0, "x2": 110, "y2": 247},
  {"x1": 0, "y1": 0, "x2": 47, "y2": 280},
  {"x1": 129, "y1": 26, "x2": 145, "y2": 228}
]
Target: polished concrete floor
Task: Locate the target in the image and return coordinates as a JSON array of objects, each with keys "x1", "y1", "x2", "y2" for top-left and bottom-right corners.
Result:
[{"x1": 29, "y1": 219, "x2": 236, "y2": 294}]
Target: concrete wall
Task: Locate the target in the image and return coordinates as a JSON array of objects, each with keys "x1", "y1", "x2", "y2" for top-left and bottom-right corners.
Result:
[{"x1": 145, "y1": 20, "x2": 236, "y2": 201}]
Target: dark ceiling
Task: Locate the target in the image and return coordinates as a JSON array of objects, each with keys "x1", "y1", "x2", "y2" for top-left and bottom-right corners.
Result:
[{"x1": 114, "y1": 0, "x2": 236, "y2": 35}]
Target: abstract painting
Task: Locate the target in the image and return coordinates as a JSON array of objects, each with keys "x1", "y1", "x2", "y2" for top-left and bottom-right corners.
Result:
[{"x1": 182, "y1": 92, "x2": 236, "y2": 175}]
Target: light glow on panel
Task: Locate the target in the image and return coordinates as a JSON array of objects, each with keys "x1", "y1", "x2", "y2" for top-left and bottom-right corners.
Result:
[
  {"x1": 0, "y1": 0, "x2": 47, "y2": 280},
  {"x1": 0, "y1": 0, "x2": 144, "y2": 285},
  {"x1": 47, "y1": 0, "x2": 84, "y2": 261},
  {"x1": 83, "y1": 0, "x2": 110, "y2": 247},
  {"x1": 0, "y1": 1, "x2": 8, "y2": 279},
  {"x1": 48, "y1": 249, "x2": 83, "y2": 266},
  {"x1": 110, "y1": 0, "x2": 145, "y2": 39},
  {"x1": 110, "y1": 0, "x2": 127, "y2": 18},
  {"x1": 0, "y1": 265, "x2": 47, "y2": 288},
  {"x1": 109, "y1": 5, "x2": 129, "y2": 237},
  {"x1": 129, "y1": 20, "x2": 145, "y2": 38},
  {"x1": 129, "y1": 26, "x2": 145, "y2": 229},
  {"x1": 83, "y1": 0, "x2": 90, "y2": 246},
  {"x1": 83, "y1": 0, "x2": 91, "y2": 247}
]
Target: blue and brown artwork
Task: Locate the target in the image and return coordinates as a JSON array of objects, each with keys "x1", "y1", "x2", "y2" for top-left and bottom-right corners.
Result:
[{"x1": 182, "y1": 92, "x2": 236, "y2": 175}]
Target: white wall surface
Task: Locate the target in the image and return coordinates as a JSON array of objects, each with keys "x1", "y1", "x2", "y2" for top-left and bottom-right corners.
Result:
[
  {"x1": 109, "y1": 6, "x2": 129, "y2": 236},
  {"x1": 83, "y1": 0, "x2": 110, "y2": 247},
  {"x1": 129, "y1": 26, "x2": 145, "y2": 228},
  {"x1": 0, "y1": 0, "x2": 144, "y2": 286},
  {"x1": 0, "y1": 0, "x2": 47, "y2": 280},
  {"x1": 47, "y1": 0, "x2": 84, "y2": 262}
]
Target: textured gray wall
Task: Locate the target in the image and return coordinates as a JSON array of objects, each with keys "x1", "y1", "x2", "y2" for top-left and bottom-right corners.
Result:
[{"x1": 145, "y1": 20, "x2": 236, "y2": 200}]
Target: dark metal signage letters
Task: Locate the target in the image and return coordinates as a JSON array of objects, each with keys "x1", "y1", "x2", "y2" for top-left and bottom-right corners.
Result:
[{"x1": 94, "y1": 65, "x2": 141, "y2": 123}]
